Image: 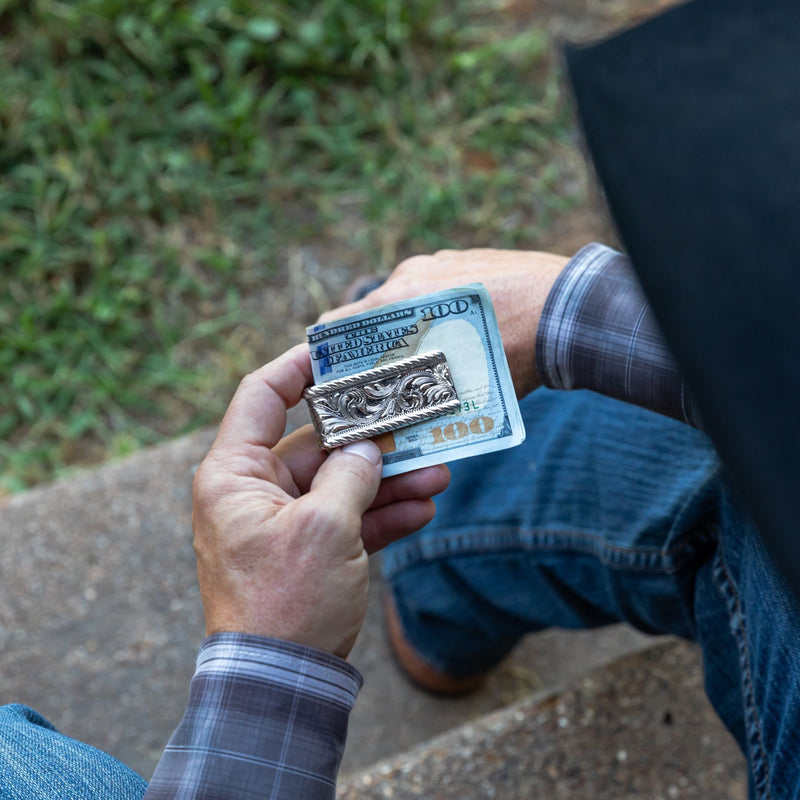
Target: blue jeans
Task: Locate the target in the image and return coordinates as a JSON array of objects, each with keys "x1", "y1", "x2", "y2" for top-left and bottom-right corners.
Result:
[
  {"x1": 383, "y1": 388, "x2": 800, "y2": 800},
  {"x1": 0, "y1": 704, "x2": 146, "y2": 798}
]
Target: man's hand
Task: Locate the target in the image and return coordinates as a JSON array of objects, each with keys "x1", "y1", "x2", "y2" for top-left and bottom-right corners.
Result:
[
  {"x1": 192, "y1": 344, "x2": 450, "y2": 659},
  {"x1": 319, "y1": 249, "x2": 569, "y2": 398}
]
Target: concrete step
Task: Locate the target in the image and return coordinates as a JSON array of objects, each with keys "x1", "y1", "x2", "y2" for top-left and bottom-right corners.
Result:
[
  {"x1": 347, "y1": 556, "x2": 656, "y2": 775},
  {"x1": 339, "y1": 640, "x2": 746, "y2": 800},
  {"x1": 0, "y1": 429, "x2": 745, "y2": 795}
]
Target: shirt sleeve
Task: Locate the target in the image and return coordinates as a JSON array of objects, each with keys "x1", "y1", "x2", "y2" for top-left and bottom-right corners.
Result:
[
  {"x1": 144, "y1": 633, "x2": 363, "y2": 800},
  {"x1": 535, "y1": 243, "x2": 703, "y2": 428}
]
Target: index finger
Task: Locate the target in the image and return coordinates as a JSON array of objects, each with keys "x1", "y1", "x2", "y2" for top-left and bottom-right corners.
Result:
[{"x1": 213, "y1": 343, "x2": 312, "y2": 453}]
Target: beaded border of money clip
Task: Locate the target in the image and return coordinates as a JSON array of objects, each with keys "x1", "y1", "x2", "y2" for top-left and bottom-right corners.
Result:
[{"x1": 303, "y1": 350, "x2": 460, "y2": 449}]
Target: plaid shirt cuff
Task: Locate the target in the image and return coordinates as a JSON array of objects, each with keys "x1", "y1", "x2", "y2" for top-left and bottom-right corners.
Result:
[
  {"x1": 144, "y1": 633, "x2": 362, "y2": 800},
  {"x1": 536, "y1": 243, "x2": 703, "y2": 428}
]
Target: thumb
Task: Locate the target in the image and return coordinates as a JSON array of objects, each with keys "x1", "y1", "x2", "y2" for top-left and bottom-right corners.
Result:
[{"x1": 309, "y1": 440, "x2": 383, "y2": 519}]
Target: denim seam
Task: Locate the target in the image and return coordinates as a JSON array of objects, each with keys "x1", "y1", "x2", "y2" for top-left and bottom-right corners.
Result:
[
  {"x1": 383, "y1": 525, "x2": 716, "y2": 580},
  {"x1": 712, "y1": 547, "x2": 772, "y2": 800}
]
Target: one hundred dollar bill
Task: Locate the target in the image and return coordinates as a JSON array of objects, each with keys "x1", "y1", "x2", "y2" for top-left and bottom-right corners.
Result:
[{"x1": 306, "y1": 284, "x2": 525, "y2": 476}]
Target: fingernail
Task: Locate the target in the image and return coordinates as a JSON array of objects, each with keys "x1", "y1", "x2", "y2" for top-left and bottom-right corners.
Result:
[{"x1": 341, "y1": 440, "x2": 382, "y2": 464}]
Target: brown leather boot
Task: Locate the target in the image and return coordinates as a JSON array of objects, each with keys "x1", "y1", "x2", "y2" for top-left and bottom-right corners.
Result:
[{"x1": 383, "y1": 589, "x2": 487, "y2": 696}]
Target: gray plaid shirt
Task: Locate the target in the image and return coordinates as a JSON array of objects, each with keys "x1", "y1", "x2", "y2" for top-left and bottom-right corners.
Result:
[
  {"x1": 144, "y1": 243, "x2": 697, "y2": 799},
  {"x1": 144, "y1": 634, "x2": 361, "y2": 800},
  {"x1": 537, "y1": 243, "x2": 702, "y2": 428}
]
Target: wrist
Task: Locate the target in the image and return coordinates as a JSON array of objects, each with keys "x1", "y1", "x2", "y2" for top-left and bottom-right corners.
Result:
[{"x1": 503, "y1": 255, "x2": 569, "y2": 397}]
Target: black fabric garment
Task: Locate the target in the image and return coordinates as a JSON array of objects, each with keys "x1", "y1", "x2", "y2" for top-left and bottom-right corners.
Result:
[{"x1": 564, "y1": 0, "x2": 800, "y2": 595}]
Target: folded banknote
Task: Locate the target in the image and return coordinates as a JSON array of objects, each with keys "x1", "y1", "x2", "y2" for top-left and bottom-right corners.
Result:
[{"x1": 306, "y1": 284, "x2": 525, "y2": 476}]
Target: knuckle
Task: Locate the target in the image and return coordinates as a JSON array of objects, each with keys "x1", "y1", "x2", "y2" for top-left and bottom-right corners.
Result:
[
  {"x1": 192, "y1": 456, "x2": 234, "y2": 516},
  {"x1": 192, "y1": 457, "x2": 219, "y2": 499},
  {"x1": 337, "y1": 455, "x2": 380, "y2": 494},
  {"x1": 237, "y1": 370, "x2": 261, "y2": 394},
  {"x1": 395, "y1": 254, "x2": 433, "y2": 273}
]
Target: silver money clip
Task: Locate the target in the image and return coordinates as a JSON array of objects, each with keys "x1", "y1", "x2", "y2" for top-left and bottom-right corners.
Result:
[{"x1": 303, "y1": 350, "x2": 460, "y2": 449}]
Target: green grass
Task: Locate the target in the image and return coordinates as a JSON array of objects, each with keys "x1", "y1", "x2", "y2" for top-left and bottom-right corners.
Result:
[{"x1": 0, "y1": 0, "x2": 580, "y2": 492}]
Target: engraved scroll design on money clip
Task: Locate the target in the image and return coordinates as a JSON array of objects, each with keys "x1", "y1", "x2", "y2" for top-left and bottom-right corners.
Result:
[{"x1": 303, "y1": 350, "x2": 460, "y2": 449}]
